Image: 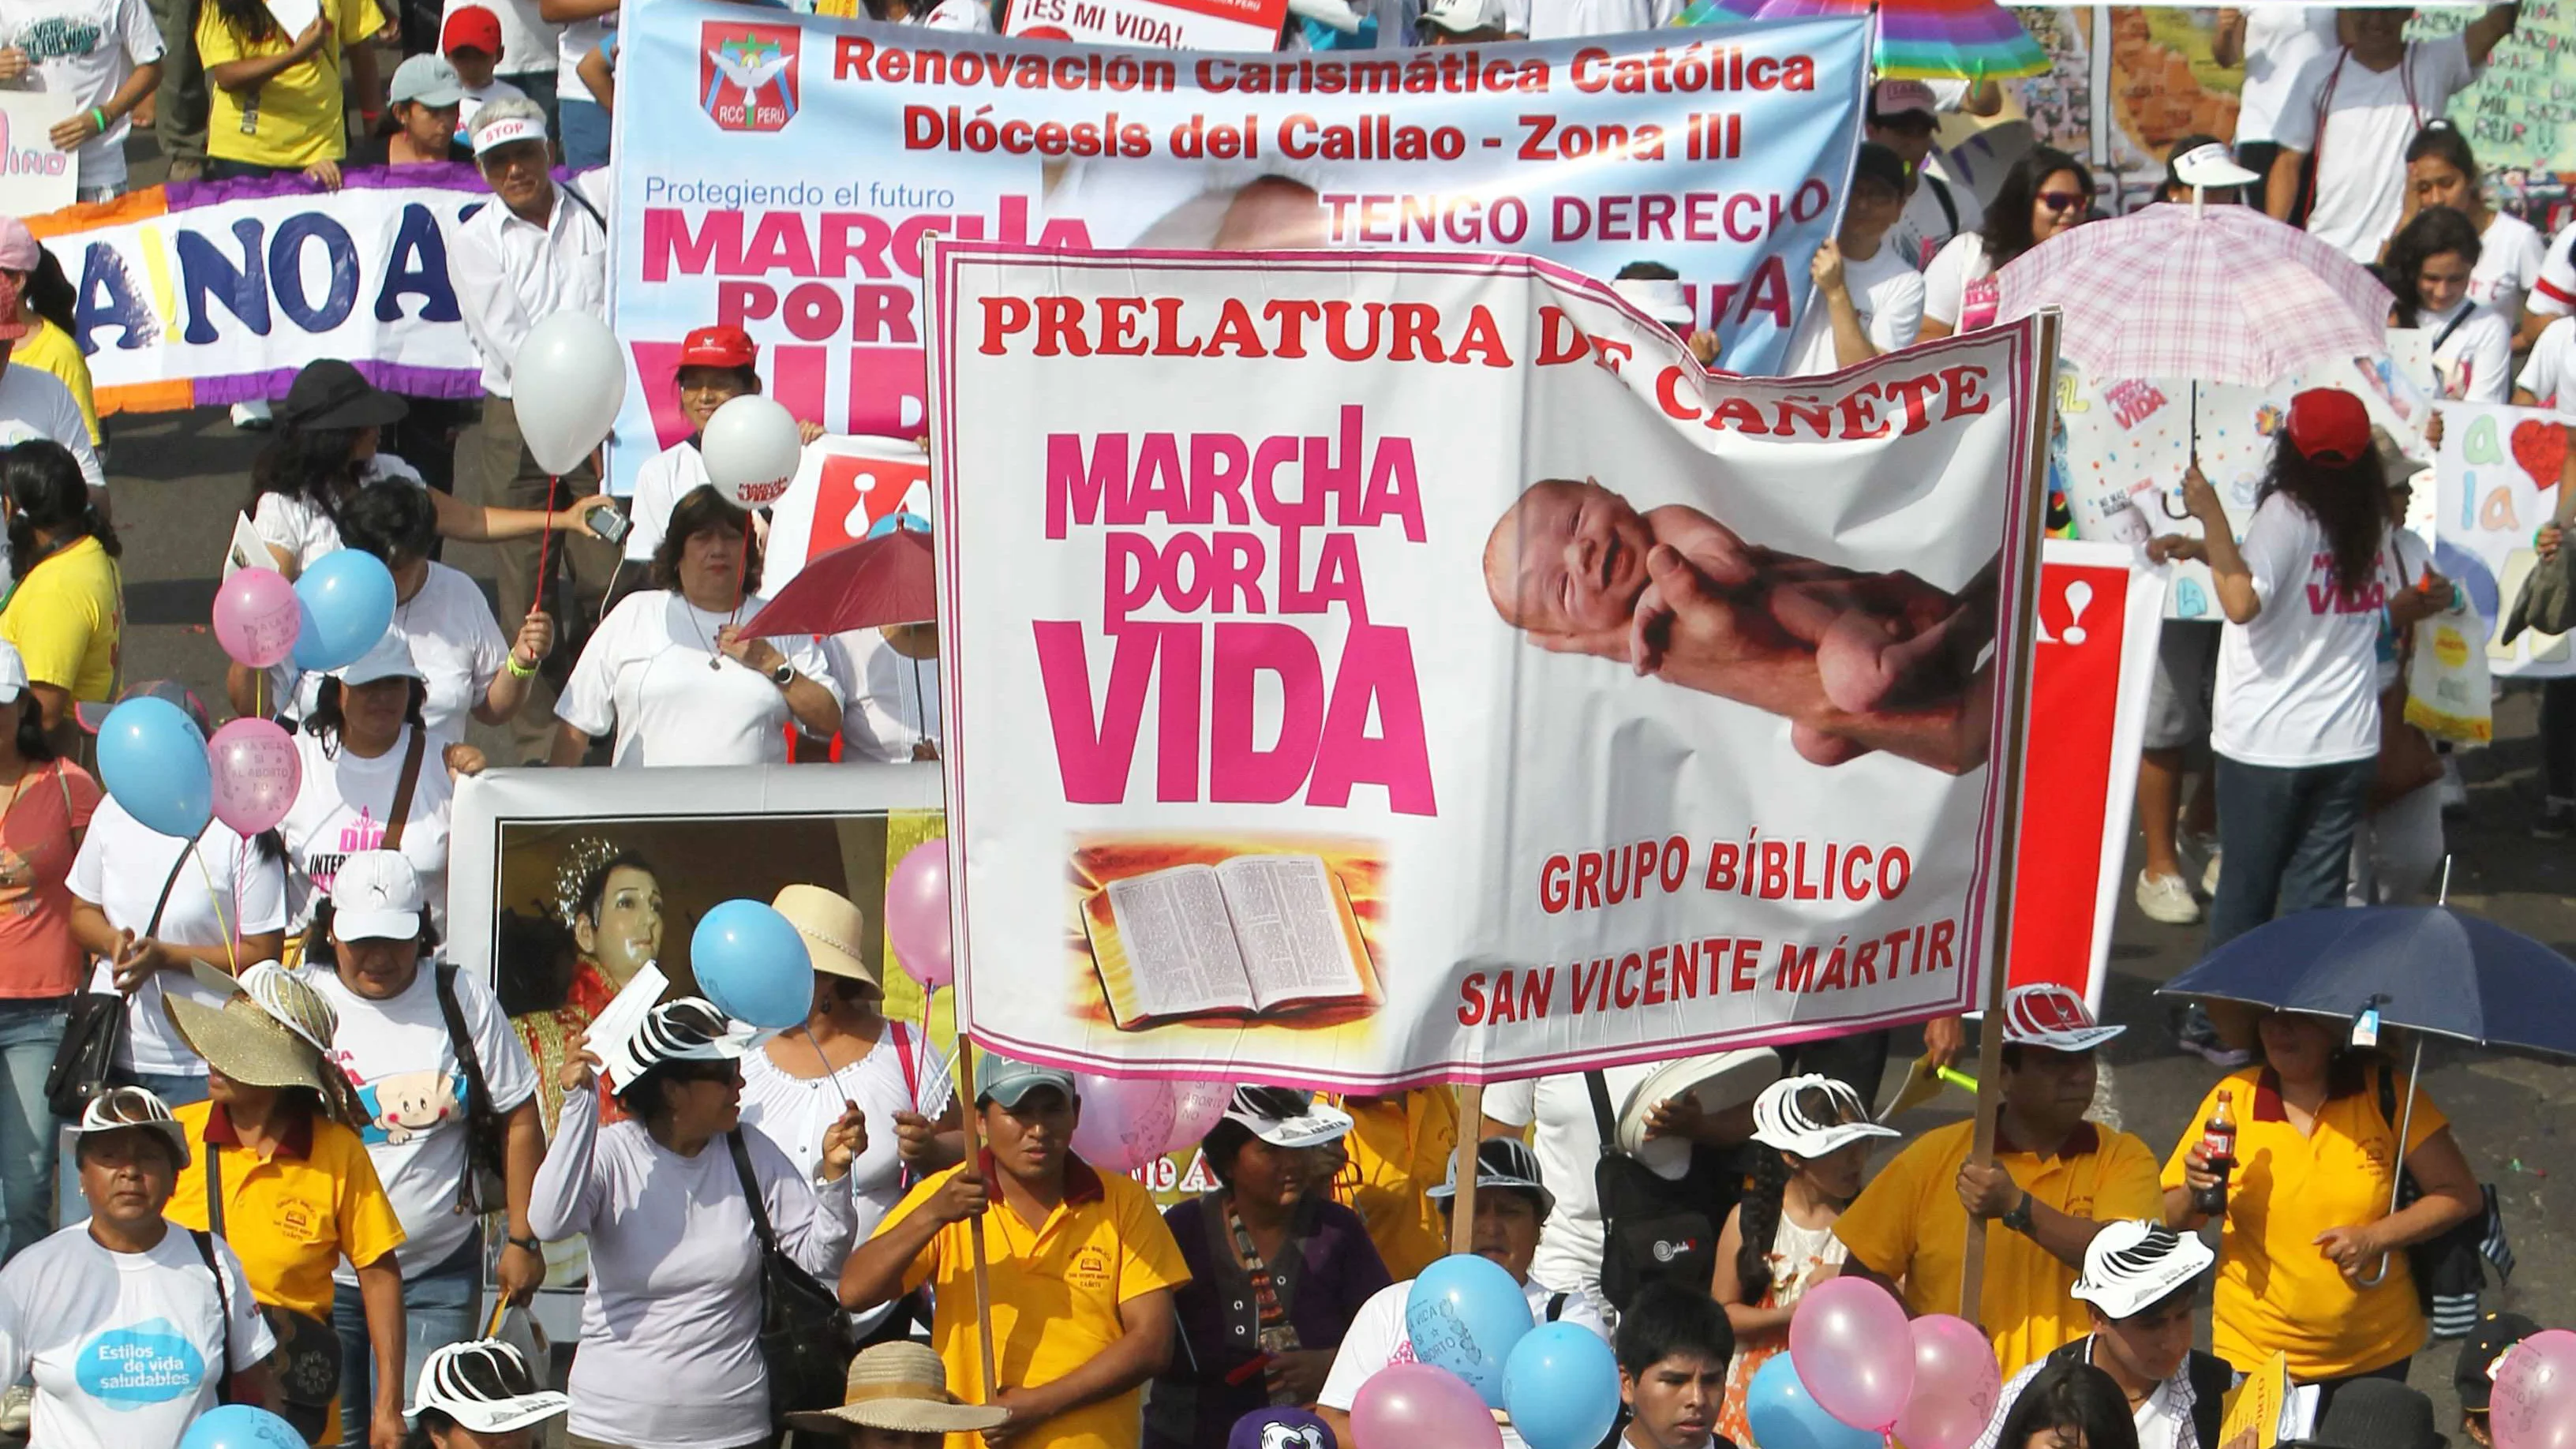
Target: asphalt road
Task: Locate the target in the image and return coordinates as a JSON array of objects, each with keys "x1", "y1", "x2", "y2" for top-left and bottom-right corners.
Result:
[{"x1": 77, "y1": 140, "x2": 2576, "y2": 1444}]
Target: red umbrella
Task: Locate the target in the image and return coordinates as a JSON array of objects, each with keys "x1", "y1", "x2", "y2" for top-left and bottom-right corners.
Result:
[{"x1": 742, "y1": 526, "x2": 935, "y2": 638}]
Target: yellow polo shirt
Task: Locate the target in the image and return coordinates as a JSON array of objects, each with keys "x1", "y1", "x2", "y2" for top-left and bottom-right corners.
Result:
[
  {"x1": 1329, "y1": 1090, "x2": 1458, "y2": 1280},
  {"x1": 1834, "y1": 1118, "x2": 2162, "y2": 1380},
  {"x1": 2162, "y1": 1065, "x2": 2446, "y2": 1381},
  {"x1": 165, "y1": 1099, "x2": 406, "y2": 1320},
  {"x1": 0, "y1": 533, "x2": 119, "y2": 702},
  {"x1": 877, "y1": 1153, "x2": 1190, "y2": 1449}
]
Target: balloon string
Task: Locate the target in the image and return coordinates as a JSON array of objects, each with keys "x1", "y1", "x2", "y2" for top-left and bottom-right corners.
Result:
[
  {"x1": 802, "y1": 1022, "x2": 856, "y2": 1110},
  {"x1": 533, "y1": 475, "x2": 560, "y2": 621},
  {"x1": 191, "y1": 848, "x2": 237, "y2": 977}
]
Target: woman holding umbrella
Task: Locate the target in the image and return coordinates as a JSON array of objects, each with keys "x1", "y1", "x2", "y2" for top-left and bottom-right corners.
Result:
[{"x1": 2159, "y1": 1005, "x2": 2479, "y2": 1413}]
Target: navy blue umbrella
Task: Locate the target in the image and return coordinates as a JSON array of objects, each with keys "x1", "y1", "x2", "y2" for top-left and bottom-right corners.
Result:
[{"x1": 2158, "y1": 904, "x2": 2576, "y2": 1056}]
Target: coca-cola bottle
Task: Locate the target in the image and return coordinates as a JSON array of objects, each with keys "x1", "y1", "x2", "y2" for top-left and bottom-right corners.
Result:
[{"x1": 2194, "y1": 1090, "x2": 2237, "y2": 1217}]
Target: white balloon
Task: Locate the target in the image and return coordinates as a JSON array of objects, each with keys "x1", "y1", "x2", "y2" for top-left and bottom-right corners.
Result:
[
  {"x1": 701, "y1": 395, "x2": 803, "y2": 507},
  {"x1": 514, "y1": 313, "x2": 629, "y2": 476}
]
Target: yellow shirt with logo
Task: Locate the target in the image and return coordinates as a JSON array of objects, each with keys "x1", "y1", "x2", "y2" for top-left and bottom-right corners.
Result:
[
  {"x1": 878, "y1": 1155, "x2": 1190, "y2": 1449},
  {"x1": 165, "y1": 1099, "x2": 406, "y2": 1320},
  {"x1": 2162, "y1": 1065, "x2": 2445, "y2": 1380},
  {"x1": 1833, "y1": 1117, "x2": 2164, "y2": 1380},
  {"x1": 1, "y1": 532, "x2": 119, "y2": 702},
  {"x1": 196, "y1": 0, "x2": 385, "y2": 168},
  {"x1": 1329, "y1": 1090, "x2": 1458, "y2": 1281}
]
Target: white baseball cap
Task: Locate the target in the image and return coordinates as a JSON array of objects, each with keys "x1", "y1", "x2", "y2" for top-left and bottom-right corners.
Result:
[
  {"x1": 1425, "y1": 1136, "x2": 1556, "y2": 1217},
  {"x1": 0, "y1": 641, "x2": 24, "y2": 705},
  {"x1": 918, "y1": 0, "x2": 994, "y2": 32},
  {"x1": 334, "y1": 631, "x2": 425, "y2": 688},
  {"x1": 2071, "y1": 1219, "x2": 2215, "y2": 1319},
  {"x1": 1222, "y1": 1088, "x2": 1354, "y2": 1149},
  {"x1": 330, "y1": 851, "x2": 426, "y2": 942},
  {"x1": 2002, "y1": 983, "x2": 2125, "y2": 1053},
  {"x1": 1417, "y1": 0, "x2": 1507, "y2": 33},
  {"x1": 2170, "y1": 141, "x2": 2260, "y2": 190},
  {"x1": 407, "y1": 1341, "x2": 571, "y2": 1434},
  {"x1": 472, "y1": 110, "x2": 548, "y2": 157},
  {"x1": 1750, "y1": 1074, "x2": 1900, "y2": 1158},
  {"x1": 1870, "y1": 79, "x2": 1941, "y2": 119},
  {"x1": 1613, "y1": 277, "x2": 1695, "y2": 328}
]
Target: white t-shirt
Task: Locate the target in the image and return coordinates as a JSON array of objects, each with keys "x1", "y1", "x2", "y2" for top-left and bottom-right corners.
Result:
[
  {"x1": 276, "y1": 724, "x2": 455, "y2": 934},
  {"x1": 1785, "y1": 242, "x2": 1926, "y2": 376},
  {"x1": 0, "y1": 0, "x2": 163, "y2": 189},
  {"x1": 2530, "y1": 221, "x2": 2576, "y2": 321},
  {"x1": 269, "y1": 560, "x2": 507, "y2": 747},
  {"x1": 2377, "y1": 527, "x2": 2436, "y2": 693},
  {"x1": 246, "y1": 455, "x2": 430, "y2": 575},
  {"x1": 2234, "y1": 6, "x2": 2338, "y2": 144},
  {"x1": 2472, "y1": 210, "x2": 2545, "y2": 324},
  {"x1": 0, "y1": 364, "x2": 104, "y2": 590},
  {"x1": 1920, "y1": 232, "x2": 1999, "y2": 333},
  {"x1": 68, "y1": 799, "x2": 289, "y2": 1076},
  {"x1": 441, "y1": 0, "x2": 553, "y2": 77},
  {"x1": 556, "y1": 9, "x2": 611, "y2": 99},
  {"x1": 1889, "y1": 163, "x2": 1983, "y2": 272},
  {"x1": 451, "y1": 75, "x2": 529, "y2": 149},
  {"x1": 2211, "y1": 492, "x2": 2399, "y2": 768},
  {"x1": 1319, "y1": 1276, "x2": 1608, "y2": 1449},
  {"x1": 1971, "y1": 1339, "x2": 2205, "y2": 1449},
  {"x1": 2517, "y1": 316, "x2": 2576, "y2": 413},
  {"x1": 823, "y1": 630, "x2": 941, "y2": 763},
  {"x1": 1483, "y1": 1068, "x2": 1676, "y2": 1296},
  {"x1": 306, "y1": 961, "x2": 538, "y2": 1282},
  {"x1": 2275, "y1": 39, "x2": 2480, "y2": 262},
  {"x1": 0, "y1": 1223, "x2": 275, "y2": 1449},
  {"x1": 557, "y1": 590, "x2": 840, "y2": 767},
  {"x1": 1502, "y1": 0, "x2": 1676, "y2": 39},
  {"x1": 623, "y1": 439, "x2": 708, "y2": 563},
  {"x1": 737, "y1": 1024, "x2": 954, "y2": 1331},
  {"x1": 2420, "y1": 299, "x2": 2512, "y2": 404}
]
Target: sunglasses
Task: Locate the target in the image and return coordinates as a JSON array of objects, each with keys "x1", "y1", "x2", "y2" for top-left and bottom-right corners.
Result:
[{"x1": 2037, "y1": 191, "x2": 2087, "y2": 212}]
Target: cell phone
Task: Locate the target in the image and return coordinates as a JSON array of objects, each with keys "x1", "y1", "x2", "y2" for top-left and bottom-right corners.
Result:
[{"x1": 586, "y1": 500, "x2": 631, "y2": 544}]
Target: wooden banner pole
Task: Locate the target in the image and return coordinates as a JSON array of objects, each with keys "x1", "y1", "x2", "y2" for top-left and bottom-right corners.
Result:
[
  {"x1": 1449, "y1": 1084, "x2": 1485, "y2": 1255},
  {"x1": 950, "y1": 1043, "x2": 1001, "y2": 1406}
]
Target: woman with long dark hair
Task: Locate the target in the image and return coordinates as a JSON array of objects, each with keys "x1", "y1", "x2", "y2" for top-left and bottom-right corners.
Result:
[
  {"x1": 2402, "y1": 122, "x2": 2545, "y2": 340},
  {"x1": 1918, "y1": 146, "x2": 2093, "y2": 341},
  {"x1": 2151, "y1": 389, "x2": 2445, "y2": 949},
  {"x1": 275, "y1": 634, "x2": 459, "y2": 937},
  {"x1": 1990, "y1": 1361, "x2": 2140, "y2": 1449},
  {"x1": 2383, "y1": 205, "x2": 2510, "y2": 402},
  {"x1": 245, "y1": 361, "x2": 613, "y2": 579},
  {"x1": 2, "y1": 235, "x2": 99, "y2": 450},
  {"x1": 0, "y1": 440, "x2": 121, "y2": 743}
]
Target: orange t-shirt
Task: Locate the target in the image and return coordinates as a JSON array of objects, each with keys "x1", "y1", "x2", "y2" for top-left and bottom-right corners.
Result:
[{"x1": 0, "y1": 761, "x2": 103, "y2": 997}]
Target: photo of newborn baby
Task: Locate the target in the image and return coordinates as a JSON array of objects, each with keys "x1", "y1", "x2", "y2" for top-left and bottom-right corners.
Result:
[{"x1": 1483, "y1": 477, "x2": 2000, "y2": 774}]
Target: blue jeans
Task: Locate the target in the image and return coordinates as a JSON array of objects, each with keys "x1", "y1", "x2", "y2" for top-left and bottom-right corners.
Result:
[
  {"x1": 331, "y1": 1233, "x2": 482, "y2": 1442},
  {"x1": 2207, "y1": 754, "x2": 2376, "y2": 950},
  {"x1": 560, "y1": 97, "x2": 610, "y2": 170},
  {"x1": 0, "y1": 998, "x2": 67, "y2": 1265}
]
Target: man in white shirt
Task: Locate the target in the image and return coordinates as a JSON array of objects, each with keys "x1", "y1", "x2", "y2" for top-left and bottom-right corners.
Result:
[
  {"x1": 1870, "y1": 80, "x2": 1985, "y2": 269},
  {"x1": 1970, "y1": 1221, "x2": 2231, "y2": 1449},
  {"x1": 0, "y1": 0, "x2": 163, "y2": 199},
  {"x1": 2212, "y1": 5, "x2": 2338, "y2": 183},
  {"x1": 1315, "y1": 1140, "x2": 1610, "y2": 1449},
  {"x1": 1787, "y1": 142, "x2": 1926, "y2": 376},
  {"x1": 2265, "y1": 3, "x2": 2519, "y2": 262},
  {"x1": 451, "y1": 97, "x2": 614, "y2": 763}
]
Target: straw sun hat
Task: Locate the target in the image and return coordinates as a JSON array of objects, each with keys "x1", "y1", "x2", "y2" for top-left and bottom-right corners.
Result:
[
  {"x1": 165, "y1": 963, "x2": 346, "y2": 1103},
  {"x1": 773, "y1": 883, "x2": 878, "y2": 989},
  {"x1": 783, "y1": 1342, "x2": 1009, "y2": 1436}
]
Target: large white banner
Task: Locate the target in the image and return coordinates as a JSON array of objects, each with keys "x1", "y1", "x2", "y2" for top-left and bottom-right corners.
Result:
[{"x1": 933, "y1": 244, "x2": 2050, "y2": 1088}]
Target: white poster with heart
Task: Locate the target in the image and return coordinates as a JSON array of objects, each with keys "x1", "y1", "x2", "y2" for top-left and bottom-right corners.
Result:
[
  {"x1": 2432, "y1": 400, "x2": 2574, "y2": 679},
  {"x1": 931, "y1": 244, "x2": 2050, "y2": 1088}
]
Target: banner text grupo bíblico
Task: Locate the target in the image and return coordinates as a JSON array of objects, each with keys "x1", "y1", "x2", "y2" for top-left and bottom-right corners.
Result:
[
  {"x1": 932, "y1": 244, "x2": 2051, "y2": 1088},
  {"x1": 607, "y1": 2, "x2": 1867, "y2": 496}
]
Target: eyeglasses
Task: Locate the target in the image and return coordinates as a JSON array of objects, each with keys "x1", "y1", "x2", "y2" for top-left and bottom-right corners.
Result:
[{"x1": 2037, "y1": 191, "x2": 2087, "y2": 212}]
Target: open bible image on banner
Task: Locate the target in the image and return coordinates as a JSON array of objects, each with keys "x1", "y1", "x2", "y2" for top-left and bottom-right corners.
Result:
[{"x1": 1074, "y1": 837, "x2": 1383, "y2": 1032}]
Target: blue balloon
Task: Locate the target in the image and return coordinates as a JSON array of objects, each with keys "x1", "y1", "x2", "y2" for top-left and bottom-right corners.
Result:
[
  {"x1": 291, "y1": 549, "x2": 397, "y2": 672},
  {"x1": 1744, "y1": 1354, "x2": 1880, "y2": 1449},
  {"x1": 95, "y1": 697, "x2": 212, "y2": 840},
  {"x1": 1404, "y1": 1252, "x2": 1533, "y2": 1409},
  {"x1": 691, "y1": 900, "x2": 815, "y2": 1029},
  {"x1": 1502, "y1": 1321, "x2": 1621, "y2": 1449},
  {"x1": 182, "y1": 1403, "x2": 306, "y2": 1449}
]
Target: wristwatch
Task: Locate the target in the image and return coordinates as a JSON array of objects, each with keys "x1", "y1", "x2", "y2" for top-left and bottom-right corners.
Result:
[
  {"x1": 2000, "y1": 1191, "x2": 2035, "y2": 1236},
  {"x1": 769, "y1": 661, "x2": 796, "y2": 687},
  {"x1": 506, "y1": 1234, "x2": 541, "y2": 1253}
]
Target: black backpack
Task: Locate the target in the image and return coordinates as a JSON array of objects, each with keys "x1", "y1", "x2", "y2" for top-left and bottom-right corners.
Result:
[{"x1": 1582, "y1": 1072, "x2": 1744, "y2": 1313}]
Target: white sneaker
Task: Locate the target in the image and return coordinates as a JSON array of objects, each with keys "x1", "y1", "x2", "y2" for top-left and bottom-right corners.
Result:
[
  {"x1": 230, "y1": 398, "x2": 273, "y2": 431},
  {"x1": 2201, "y1": 848, "x2": 2223, "y2": 897},
  {"x1": 2135, "y1": 871, "x2": 2200, "y2": 924},
  {"x1": 1, "y1": 1383, "x2": 32, "y2": 1434}
]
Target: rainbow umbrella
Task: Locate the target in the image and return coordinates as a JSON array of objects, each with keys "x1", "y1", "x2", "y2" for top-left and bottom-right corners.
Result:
[{"x1": 1678, "y1": 0, "x2": 2049, "y2": 82}]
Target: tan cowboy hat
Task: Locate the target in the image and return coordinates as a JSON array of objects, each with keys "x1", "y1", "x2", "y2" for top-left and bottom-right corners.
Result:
[
  {"x1": 782, "y1": 1342, "x2": 1009, "y2": 1436},
  {"x1": 164, "y1": 963, "x2": 339, "y2": 1095},
  {"x1": 773, "y1": 884, "x2": 878, "y2": 989}
]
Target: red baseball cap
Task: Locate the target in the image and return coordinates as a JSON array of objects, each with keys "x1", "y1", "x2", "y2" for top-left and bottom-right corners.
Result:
[
  {"x1": 678, "y1": 325, "x2": 758, "y2": 370},
  {"x1": 2286, "y1": 388, "x2": 2371, "y2": 468},
  {"x1": 440, "y1": 6, "x2": 503, "y2": 56}
]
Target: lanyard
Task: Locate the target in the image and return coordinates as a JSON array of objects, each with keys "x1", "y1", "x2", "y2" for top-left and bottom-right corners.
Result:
[{"x1": 2312, "y1": 44, "x2": 2421, "y2": 187}]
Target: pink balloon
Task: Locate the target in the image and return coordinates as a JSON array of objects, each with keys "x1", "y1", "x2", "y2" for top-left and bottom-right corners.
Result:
[
  {"x1": 1893, "y1": 1314, "x2": 2003, "y2": 1449},
  {"x1": 884, "y1": 841, "x2": 953, "y2": 989},
  {"x1": 206, "y1": 719, "x2": 301, "y2": 837},
  {"x1": 212, "y1": 567, "x2": 301, "y2": 669},
  {"x1": 1167, "y1": 1080, "x2": 1232, "y2": 1145},
  {"x1": 2494, "y1": 1328, "x2": 2576, "y2": 1449},
  {"x1": 1069, "y1": 1074, "x2": 1178, "y2": 1173},
  {"x1": 1349, "y1": 1362, "x2": 1503, "y2": 1449},
  {"x1": 1788, "y1": 1275, "x2": 1915, "y2": 1432}
]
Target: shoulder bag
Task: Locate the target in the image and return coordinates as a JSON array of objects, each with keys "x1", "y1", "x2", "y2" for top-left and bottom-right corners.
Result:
[
  {"x1": 725, "y1": 1128, "x2": 858, "y2": 1426},
  {"x1": 187, "y1": 1229, "x2": 238, "y2": 1406},
  {"x1": 1582, "y1": 1072, "x2": 1740, "y2": 1313},
  {"x1": 47, "y1": 828, "x2": 191, "y2": 1119},
  {"x1": 208, "y1": 1140, "x2": 342, "y2": 1438},
  {"x1": 433, "y1": 963, "x2": 511, "y2": 1217}
]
